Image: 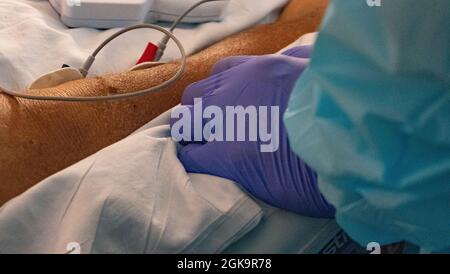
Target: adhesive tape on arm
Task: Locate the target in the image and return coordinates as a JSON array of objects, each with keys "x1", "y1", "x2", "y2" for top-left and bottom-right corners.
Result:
[{"x1": 29, "y1": 67, "x2": 84, "y2": 90}]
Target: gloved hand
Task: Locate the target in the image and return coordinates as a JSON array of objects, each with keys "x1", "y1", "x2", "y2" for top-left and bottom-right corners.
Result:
[{"x1": 170, "y1": 46, "x2": 335, "y2": 218}]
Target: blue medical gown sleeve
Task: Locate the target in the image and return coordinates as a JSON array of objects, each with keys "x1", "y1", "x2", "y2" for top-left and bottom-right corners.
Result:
[{"x1": 284, "y1": 0, "x2": 450, "y2": 251}]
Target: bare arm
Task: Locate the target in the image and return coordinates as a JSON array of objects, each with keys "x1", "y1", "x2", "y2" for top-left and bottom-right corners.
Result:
[
  {"x1": 280, "y1": 0, "x2": 329, "y2": 22},
  {"x1": 0, "y1": 0, "x2": 329, "y2": 205}
]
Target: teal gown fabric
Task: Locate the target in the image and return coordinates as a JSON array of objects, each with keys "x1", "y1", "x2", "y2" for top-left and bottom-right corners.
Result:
[{"x1": 284, "y1": 0, "x2": 450, "y2": 252}]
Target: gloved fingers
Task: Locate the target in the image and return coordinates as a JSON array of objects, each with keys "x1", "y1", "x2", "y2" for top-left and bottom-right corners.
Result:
[
  {"x1": 181, "y1": 80, "x2": 208, "y2": 105},
  {"x1": 181, "y1": 68, "x2": 230, "y2": 105},
  {"x1": 178, "y1": 142, "x2": 229, "y2": 179},
  {"x1": 181, "y1": 51, "x2": 308, "y2": 106},
  {"x1": 170, "y1": 104, "x2": 208, "y2": 145},
  {"x1": 281, "y1": 45, "x2": 313, "y2": 59},
  {"x1": 210, "y1": 56, "x2": 254, "y2": 75}
]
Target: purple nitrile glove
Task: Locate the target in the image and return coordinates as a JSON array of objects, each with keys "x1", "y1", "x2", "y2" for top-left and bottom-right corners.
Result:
[{"x1": 170, "y1": 46, "x2": 335, "y2": 218}]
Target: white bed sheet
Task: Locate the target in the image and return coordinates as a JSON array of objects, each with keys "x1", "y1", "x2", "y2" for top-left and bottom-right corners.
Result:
[
  {"x1": 0, "y1": 0, "x2": 287, "y2": 91},
  {"x1": 0, "y1": 119, "x2": 263, "y2": 254},
  {"x1": 0, "y1": 33, "x2": 322, "y2": 254}
]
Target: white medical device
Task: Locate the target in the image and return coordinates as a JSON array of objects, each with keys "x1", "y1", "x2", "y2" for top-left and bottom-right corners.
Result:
[
  {"x1": 0, "y1": 0, "x2": 225, "y2": 102},
  {"x1": 49, "y1": 0, "x2": 229, "y2": 29}
]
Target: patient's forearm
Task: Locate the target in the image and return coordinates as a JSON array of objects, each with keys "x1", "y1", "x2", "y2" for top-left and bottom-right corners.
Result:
[
  {"x1": 280, "y1": 0, "x2": 329, "y2": 22},
  {"x1": 0, "y1": 4, "x2": 328, "y2": 205}
]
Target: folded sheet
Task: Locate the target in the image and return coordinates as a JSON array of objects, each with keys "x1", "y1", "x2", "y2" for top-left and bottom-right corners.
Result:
[{"x1": 0, "y1": 121, "x2": 262, "y2": 254}]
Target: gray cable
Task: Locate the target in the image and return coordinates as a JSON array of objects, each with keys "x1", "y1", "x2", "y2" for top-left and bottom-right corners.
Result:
[
  {"x1": 0, "y1": 0, "x2": 227, "y2": 102},
  {"x1": 155, "y1": 0, "x2": 226, "y2": 61},
  {"x1": 0, "y1": 24, "x2": 186, "y2": 102}
]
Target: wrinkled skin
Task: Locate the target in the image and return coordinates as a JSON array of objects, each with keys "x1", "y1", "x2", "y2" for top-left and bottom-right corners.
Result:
[{"x1": 0, "y1": 0, "x2": 329, "y2": 205}]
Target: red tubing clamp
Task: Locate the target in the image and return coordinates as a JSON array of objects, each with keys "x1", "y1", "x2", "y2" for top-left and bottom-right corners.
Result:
[{"x1": 136, "y1": 42, "x2": 159, "y2": 64}]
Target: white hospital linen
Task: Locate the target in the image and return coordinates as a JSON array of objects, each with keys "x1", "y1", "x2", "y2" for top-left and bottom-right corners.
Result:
[
  {"x1": 0, "y1": 33, "x2": 318, "y2": 254},
  {"x1": 0, "y1": 0, "x2": 287, "y2": 91},
  {"x1": 0, "y1": 119, "x2": 263, "y2": 254}
]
